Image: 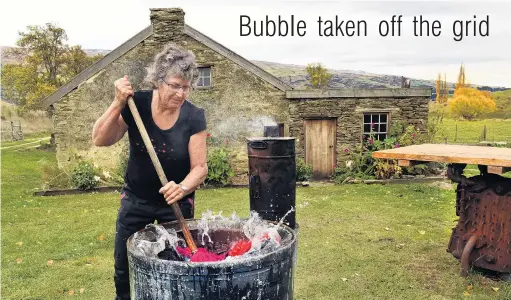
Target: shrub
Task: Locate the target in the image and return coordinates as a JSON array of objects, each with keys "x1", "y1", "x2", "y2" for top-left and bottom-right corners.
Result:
[
  {"x1": 205, "y1": 148, "x2": 234, "y2": 185},
  {"x1": 397, "y1": 125, "x2": 426, "y2": 147},
  {"x1": 296, "y1": 157, "x2": 313, "y2": 181},
  {"x1": 374, "y1": 160, "x2": 402, "y2": 179},
  {"x1": 333, "y1": 124, "x2": 429, "y2": 184},
  {"x1": 71, "y1": 161, "x2": 100, "y2": 190}
]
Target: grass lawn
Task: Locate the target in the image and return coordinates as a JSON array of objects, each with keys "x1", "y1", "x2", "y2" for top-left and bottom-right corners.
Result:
[
  {"x1": 3, "y1": 144, "x2": 511, "y2": 299},
  {"x1": 433, "y1": 118, "x2": 511, "y2": 145}
]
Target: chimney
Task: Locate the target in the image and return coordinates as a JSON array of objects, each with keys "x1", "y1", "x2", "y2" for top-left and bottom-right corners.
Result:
[{"x1": 150, "y1": 8, "x2": 185, "y2": 43}]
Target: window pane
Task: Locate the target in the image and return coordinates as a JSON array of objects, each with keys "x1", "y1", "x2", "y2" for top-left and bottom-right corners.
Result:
[
  {"x1": 364, "y1": 124, "x2": 370, "y2": 132},
  {"x1": 380, "y1": 124, "x2": 387, "y2": 133},
  {"x1": 199, "y1": 67, "x2": 211, "y2": 77},
  {"x1": 378, "y1": 134, "x2": 386, "y2": 141},
  {"x1": 380, "y1": 114, "x2": 387, "y2": 122},
  {"x1": 197, "y1": 77, "x2": 204, "y2": 86},
  {"x1": 203, "y1": 77, "x2": 211, "y2": 86},
  {"x1": 374, "y1": 114, "x2": 380, "y2": 123},
  {"x1": 364, "y1": 115, "x2": 370, "y2": 123}
]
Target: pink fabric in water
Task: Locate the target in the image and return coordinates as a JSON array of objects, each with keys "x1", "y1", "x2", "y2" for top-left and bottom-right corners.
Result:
[{"x1": 176, "y1": 246, "x2": 227, "y2": 262}]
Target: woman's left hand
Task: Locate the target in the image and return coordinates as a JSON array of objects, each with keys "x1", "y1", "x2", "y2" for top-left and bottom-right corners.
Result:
[{"x1": 159, "y1": 181, "x2": 185, "y2": 205}]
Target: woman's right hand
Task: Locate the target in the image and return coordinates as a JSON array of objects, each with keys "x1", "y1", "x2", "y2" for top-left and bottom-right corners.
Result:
[{"x1": 114, "y1": 75, "x2": 134, "y2": 106}]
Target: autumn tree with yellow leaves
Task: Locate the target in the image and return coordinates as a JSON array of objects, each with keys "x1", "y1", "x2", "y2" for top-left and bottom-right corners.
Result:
[
  {"x1": 455, "y1": 63, "x2": 467, "y2": 91},
  {"x1": 449, "y1": 87, "x2": 496, "y2": 120},
  {"x1": 449, "y1": 63, "x2": 496, "y2": 120},
  {"x1": 435, "y1": 73, "x2": 449, "y2": 104}
]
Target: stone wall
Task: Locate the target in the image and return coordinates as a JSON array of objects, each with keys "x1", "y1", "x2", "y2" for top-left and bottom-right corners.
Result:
[
  {"x1": 287, "y1": 89, "x2": 431, "y2": 165},
  {"x1": 183, "y1": 37, "x2": 288, "y2": 184},
  {"x1": 53, "y1": 8, "x2": 288, "y2": 185}
]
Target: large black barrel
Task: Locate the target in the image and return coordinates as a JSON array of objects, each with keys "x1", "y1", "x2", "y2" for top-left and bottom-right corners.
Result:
[
  {"x1": 127, "y1": 219, "x2": 297, "y2": 300},
  {"x1": 247, "y1": 137, "x2": 296, "y2": 229}
]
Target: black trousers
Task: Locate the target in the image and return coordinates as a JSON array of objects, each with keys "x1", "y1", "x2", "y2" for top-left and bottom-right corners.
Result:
[{"x1": 114, "y1": 189, "x2": 194, "y2": 300}]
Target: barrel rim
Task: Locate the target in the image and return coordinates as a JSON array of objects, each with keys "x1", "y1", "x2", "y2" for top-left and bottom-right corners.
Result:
[{"x1": 127, "y1": 219, "x2": 297, "y2": 269}]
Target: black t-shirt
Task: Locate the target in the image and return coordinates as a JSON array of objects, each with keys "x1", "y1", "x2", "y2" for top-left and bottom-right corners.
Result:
[{"x1": 120, "y1": 90, "x2": 206, "y2": 204}]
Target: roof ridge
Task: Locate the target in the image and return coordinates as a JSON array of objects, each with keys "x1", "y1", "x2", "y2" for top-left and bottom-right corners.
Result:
[{"x1": 42, "y1": 22, "x2": 292, "y2": 107}]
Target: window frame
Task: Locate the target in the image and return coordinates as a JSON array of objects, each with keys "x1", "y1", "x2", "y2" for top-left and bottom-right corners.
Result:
[
  {"x1": 362, "y1": 112, "x2": 390, "y2": 141},
  {"x1": 196, "y1": 66, "x2": 213, "y2": 89}
]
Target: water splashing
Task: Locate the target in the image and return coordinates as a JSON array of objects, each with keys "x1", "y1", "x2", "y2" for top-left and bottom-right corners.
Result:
[{"x1": 131, "y1": 210, "x2": 289, "y2": 262}]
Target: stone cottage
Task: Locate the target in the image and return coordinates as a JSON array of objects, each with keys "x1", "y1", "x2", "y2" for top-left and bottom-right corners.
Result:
[{"x1": 42, "y1": 8, "x2": 431, "y2": 183}]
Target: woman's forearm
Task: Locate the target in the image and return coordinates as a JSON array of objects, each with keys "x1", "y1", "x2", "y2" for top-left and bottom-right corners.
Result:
[{"x1": 180, "y1": 163, "x2": 208, "y2": 195}]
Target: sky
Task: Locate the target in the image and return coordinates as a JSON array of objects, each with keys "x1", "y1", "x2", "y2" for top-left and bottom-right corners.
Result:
[{"x1": 1, "y1": 0, "x2": 510, "y2": 87}]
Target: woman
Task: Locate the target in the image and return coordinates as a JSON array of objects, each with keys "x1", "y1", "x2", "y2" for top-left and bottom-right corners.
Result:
[{"x1": 92, "y1": 43, "x2": 208, "y2": 300}]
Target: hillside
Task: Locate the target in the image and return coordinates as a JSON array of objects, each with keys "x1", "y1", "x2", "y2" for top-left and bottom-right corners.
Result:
[
  {"x1": 491, "y1": 89, "x2": 511, "y2": 118},
  {"x1": 251, "y1": 60, "x2": 509, "y2": 92},
  {"x1": 2, "y1": 46, "x2": 507, "y2": 93}
]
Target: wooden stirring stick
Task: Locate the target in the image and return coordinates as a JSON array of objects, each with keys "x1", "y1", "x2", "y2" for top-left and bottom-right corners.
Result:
[{"x1": 127, "y1": 96, "x2": 198, "y2": 254}]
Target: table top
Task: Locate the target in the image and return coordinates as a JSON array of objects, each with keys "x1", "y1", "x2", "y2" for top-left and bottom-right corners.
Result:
[{"x1": 372, "y1": 144, "x2": 511, "y2": 168}]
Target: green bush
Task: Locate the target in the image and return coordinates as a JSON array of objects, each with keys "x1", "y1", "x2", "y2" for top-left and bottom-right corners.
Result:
[
  {"x1": 71, "y1": 161, "x2": 99, "y2": 190},
  {"x1": 296, "y1": 157, "x2": 313, "y2": 181},
  {"x1": 374, "y1": 160, "x2": 402, "y2": 179},
  {"x1": 332, "y1": 124, "x2": 429, "y2": 184},
  {"x1": 205, "y1": 148, "x2": 234, "y2": 185}
]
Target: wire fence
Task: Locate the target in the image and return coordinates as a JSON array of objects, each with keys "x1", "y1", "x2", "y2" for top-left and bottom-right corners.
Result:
[{"x1": 433, "y1": 123, "x2": 511, "y2": 146}]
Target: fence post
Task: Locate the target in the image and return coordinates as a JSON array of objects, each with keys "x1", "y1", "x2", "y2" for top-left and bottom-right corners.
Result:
[
  {"x1": 455, "y1": 124, "x2": 458, "y2": 142},
  {"x1": 483, "y1": 125, "x2": 487, "y2": 141},
  {"x1": 10, "y1": 121, "x2": 14, "y2": 141}
]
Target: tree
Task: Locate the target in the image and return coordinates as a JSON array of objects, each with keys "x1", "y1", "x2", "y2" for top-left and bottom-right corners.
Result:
[
  {"x1": 305, "y1": 63, "x2": 332, "y2": 88},
  {"x1": 449, "y1": 87, "x2": 497, "y2": 120},
  {"x1": 1, "y1": 23, "x2": 104, "y2": 110},
  {"x1": 435, "y1": 73, "x2": 442, "y2": 102},
  {"x1": 16, "y1": 23, "x2": 69, "y2": 86},
  {"x1": 1, "y1": 64, "x2": 37, "y2": 106},
  {"x1": 435, "y1": 73, "x2": 449, "y2": 104},
  {"x1": 455, "y1": 63, "x2": 467, "y2": 92},
  {"x1": 1, "y1": 64, "x2": 57, "y2": 111},
  {"x1": 61, "y1": 45, "x2": 103, "y2": 81},
  {"x1": 443, "y1": 73, "x2": 449, "y2": 100}
]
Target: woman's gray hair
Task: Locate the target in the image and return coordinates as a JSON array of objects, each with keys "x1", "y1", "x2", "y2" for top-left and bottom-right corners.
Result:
[{"x1": 145, "y1": 43, "x2": 199, "y2": 88}]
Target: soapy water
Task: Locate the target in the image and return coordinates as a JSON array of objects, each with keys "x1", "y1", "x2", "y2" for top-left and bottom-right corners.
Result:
[{"x1": 130, "y1": 209, "x2": 294, "y2": 262}]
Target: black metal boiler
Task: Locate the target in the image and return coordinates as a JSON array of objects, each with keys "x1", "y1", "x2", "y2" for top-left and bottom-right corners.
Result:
[{"x1": 247, "y1": 137, "x2": 296, "y2": 229}]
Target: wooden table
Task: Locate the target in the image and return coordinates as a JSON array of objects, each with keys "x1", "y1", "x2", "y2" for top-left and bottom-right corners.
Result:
[
  {"x1": 372, "y1": 144, "x2": 511, "y2": 174},
  {"x1": 372, "y1": 144, "x2": 511, "y2": 277}
]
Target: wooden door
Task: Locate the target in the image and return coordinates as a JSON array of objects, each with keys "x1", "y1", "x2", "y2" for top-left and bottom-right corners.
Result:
[{"x1": 305, "y1": 119, "x2": 336, "y2": 179}]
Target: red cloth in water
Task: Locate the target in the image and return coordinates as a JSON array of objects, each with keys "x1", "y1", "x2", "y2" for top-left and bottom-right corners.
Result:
[
  {"x1": 176, "y1": 246, "x2": 227, "y2": 262},
  {"x1": 228, "y1": 240, "x2": 252, "y2": 257}
]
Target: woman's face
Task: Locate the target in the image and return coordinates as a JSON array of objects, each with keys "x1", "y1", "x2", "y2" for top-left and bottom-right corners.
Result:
[{"x1": 158, "y1": 75, "x2": 191, "y2": 110}]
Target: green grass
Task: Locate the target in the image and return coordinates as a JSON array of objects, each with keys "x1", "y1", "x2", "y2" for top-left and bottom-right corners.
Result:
[
  {"x1": 433, "y1": 118, "x2": 511, "y2": 144},
  {"x1": 3, "y1": 144, "x2": 511, "y2": 299}
]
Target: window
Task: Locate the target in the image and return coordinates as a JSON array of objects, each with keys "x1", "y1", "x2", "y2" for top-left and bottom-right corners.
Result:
[
  {"x1": 363, "y1": 113, "x2": 388, "y2": 141},
  {"x1": 197, "y1": 67, "x2": 211, "y2": 87}
]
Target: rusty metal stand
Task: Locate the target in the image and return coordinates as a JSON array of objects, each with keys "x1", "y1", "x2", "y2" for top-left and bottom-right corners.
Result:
[{"x1": 446, "y1": 163, "x2": 511, "y2": 278}]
